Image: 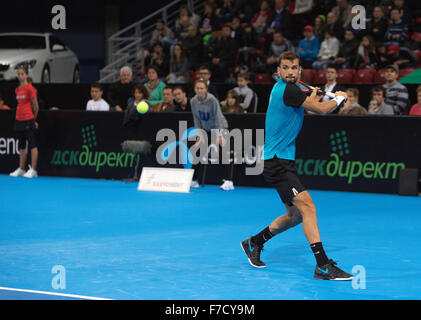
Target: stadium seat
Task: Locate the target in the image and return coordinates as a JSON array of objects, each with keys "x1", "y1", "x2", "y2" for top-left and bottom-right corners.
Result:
[
  {"x1": 254, "y1": 73, "x2": 273, "y2": 83},
  {"x1": 413, "y1": 50, "x2": 421, "y2": 65},
  {"x1": 337, "y1": 69, "x2": 355, "y2": 84},
  {"x1": 411, "y1": 32, "x2": 421, "y2": 42},
  {"x1": 399, "y1": 68, "x2": 415, "y2": 79},
  {"x1": 301, "y1": 69, "x2": 315, "y2": 83},
  {"x1": 189, "y1": 69, "x2": 198, "y2": 82},
  {"x1": 353, "y1": 69, "x2": 376, "y2": 83},
  {"x1": 374, "y1": 69, "x2": 386, "y2": 83},
  {"x1": 313, "y1": 69, "x2": 326, "y2": 84}
]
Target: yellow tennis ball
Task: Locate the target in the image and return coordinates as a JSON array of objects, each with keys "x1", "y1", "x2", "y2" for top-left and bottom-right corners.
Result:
[{"x1": 136, "y1": 101, "x2": 149, "y2": 114}]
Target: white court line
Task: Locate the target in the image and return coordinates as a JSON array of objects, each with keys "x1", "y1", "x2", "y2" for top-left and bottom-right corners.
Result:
[{"x1": 0, "y1": 287, "x2": 112, "y2": 300}]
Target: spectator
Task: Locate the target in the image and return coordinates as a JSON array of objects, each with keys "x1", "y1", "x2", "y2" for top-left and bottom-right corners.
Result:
[
  {"x1": 323, "y1": 11, "x2": 344, "y2": 40},
  {"x1": 173, "y1": 86, "x2": 192, "y2": 112},
  {"x1": 145, "y1": 65, "x2": 167, "y2": 105},
  {"x1": 197, "y1": 65, "x2": 219, "y2": 99},
  {"x1": 331, "y1": 0, "x2": 353, "y2": 28},
  {"x1": 190, "y1": 79, "x2": 234, "y2": 191},
  {"x1": 366, "y1": 6, "x2": 388, "y2": 44},
  {"x1": 86, "y1": 83, "x2": 110, "y2": 111},
  {"x1": 175, "y1": 15, "x2": 192, "y2": 43},
  {"x1": 368, "y1": 86, "x2": 395, "y2": 115},
  {"x1": 375, "y1": 43, "x2": 389, "y2": 69},
  {"x1": 409, "y1": 85, "x2": 421, "y2": 116},
  {"x1": 233, "y1": 72, "x2": 257, "y2": 112},
  {"x1": 150, "y1": 20, "x2": 176, "y2": 48},
  {"x1": 385, "y1": 44, "x2": 417, "y2": 69},
  {"x1": 266, "y1": 30, "x2": 294, "y2": 67},
  {"x1": 312, "y1": 29, "x2": 340, "y2": 69},
  {"x1": 166, "y1": 44, "x2": 190, "y2": 84},
  {"x1": 0, "y1": 95, "x2": 11, "y2": 110},
  {"x1": 266, "y1": 0, "x2": 292, "y2": 39},
  {"x1": 392, "y1": 0, "x2": 411, "y2": 24},
  {"x1": 332, "y1": 29, "x2": 359, "y2": 69},
  {"x1": 355, "y1": 35, "x2": 377, "y2": 69},
  {"x1": 127, "y1": 83, "x2": 152, "y2": 112},
  {"x1": 383, "y1": 64, "x2": 409, "y2": 114},
  {"x1": 251, "y1": 0, "x2": 273, "y2": 36},
  {"x1": 314, "y1": 14, "x2": 327, "y2": 42},
  {"x1": 230, "y1": 16, "x2": 243, "y2": 43},
  {"x1": 182, "y1": 25, "x2": 203, "y2": 69},
  {"x1": 208, "y1": 24, "x2": 238, "y2": 82},
  {"x1": 152, "y1": 87, "x2": 176, "y2": 112},
  {"x1": 319, "y1": 66, "x2": 346, "y2": 112},
  {"x1": 339, "y1": 88, "x2": 366, "y2": 114},
  {"x1": 199, "y1": 2, "x2": 220, "y2": 36},
  {"x1": 237, "y1": 23, "x2": 259, "y2": 68},
  {"x1": 144, "y1": 42, "x2": 169, "y2": 79},
  {"x1": 297, "y1": 25, "x2": 320, "y2": 69},
  {"x1": 385, "y1": 7, "x2": 408, "y2": 45},
  {"x1": 216, "y1": 0, "x2": 235, "y2": 24},
  {"x1": 176, "y1": 5, "x2": 200, "y2": 29},
  {"x1": 108, "y1": 66, "x2": 134, "y2": 112},
  {"x1": 221, "y1": 89, "x2": 244, "y2": 113},
  {"x1": 233, "y1": 0, "x2": 260, "y2": 23}
]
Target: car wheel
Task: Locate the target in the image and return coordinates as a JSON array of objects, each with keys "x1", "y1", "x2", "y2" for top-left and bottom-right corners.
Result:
[
  {"x1": 42, "y1": 65, "x2": 50, "y2": 83},
  {"x1": 73, "y1": 66, "x2": 80, "y2": 83}
]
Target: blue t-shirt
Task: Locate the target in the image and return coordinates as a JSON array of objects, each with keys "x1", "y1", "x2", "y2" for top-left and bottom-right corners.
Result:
[{"x1": 263, "y1": 78, "x2": 307, "y2": 161}]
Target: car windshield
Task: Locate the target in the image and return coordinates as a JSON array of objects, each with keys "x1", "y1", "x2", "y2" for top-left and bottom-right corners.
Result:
[{"x1": 0, "y1": 35, "x2": 46, "y2": 49}]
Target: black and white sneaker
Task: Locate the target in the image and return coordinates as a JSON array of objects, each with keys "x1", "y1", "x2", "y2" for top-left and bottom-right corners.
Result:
[
  {"x1": 241, "y1": 238, "x2": 266, "y2": 268},
  {"x1": 314, "y1": 259, "x2": 353, "y2": 281}
]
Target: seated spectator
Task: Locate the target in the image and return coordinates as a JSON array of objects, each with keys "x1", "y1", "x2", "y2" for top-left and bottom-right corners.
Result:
[
  {"x1": 86, "y1": 83, "x2": 110, "y2": 111},
  {"x1": 182, "y1": 25, "x2": 203, "y2": 69},
  {"x1": 221, "y1": 89, "x2": 244, "y2": 113},
  {"x1": 297, "y1": 25, "x2": 320, "y2": 69},
  {"x1": 175, "y1": 15, "x2": 192, "y2": 42},
  {"x1": 323, "y1": 11, "x2": 344, "y2": 41},
  {"x1": 0, "y1": 95, "x2": 10, "y2": 110},
  {"x1": 216, "y1": 0, "x2": 235, "y2": 24},
  {"x1": 237, "y1": 23, "x2": 259, "y2": 69},
  {"x1": 145, "y1": 65, "x2": 167, "y2": 105},
  {"x1": 331, "y1": 0, "x2": 353, "y2": 28},
  {"x1": 340, "y1": 105, "x2": 368, "y2": 115},
  {"x1": 152, "y1": 87, "x2": 175, "y2": 112},
  {"x1": 385, "y1": 7, "x2": 408, "y2": 46},
  {"x1": 313, "y1": 14, "x2": 326, "y2": 42},
  {"x1": 144, "y1": 42, "x2": 170, "y2": 79},
  {"x1": 409, "y1": 85, "x2": 421, "y2": 116},
  {"x1": 339, "y1": 88, "x2": 366, "y2": 114},
  {"x1": 374, "y1": 43, "x2": 389, "y2": 69},
  {"x1": 368, "y1": 86, "x2": 395, "y2": 115},
  {"x1": 166, "y1": 44, "x2": 190, "y2": 84},
  {"x1": 108, "y1": 66, "x2": 134, "y2": 112},
  {"x1": 233, "y1": 72, "x2": 257, "y2": 112},
  {"x1": 266, "y1": 30, "x2": 294, "y2": 68},
  {"x1": 230, "y1": 16, "x2": 243, "y2": 43},
  {"x1": 251, "y1": 0, "x2": 273, "y2": 36},
  {"x1": 173, "y1": 86, "x2": 192, "y2": 112},
  {"x1": 199, "y1": 2, "x2": 220, "y2": 36},
  {"x1": 233, "y1": 0, "x2": 260, "y2": 23},
  {"x1": 207, "y1": 24, "x2": 238, "y2": 82},
  {"x1": 385, "y1": 44, "x2": 417, "y2": 69},
  {"x1": 266, "y1": 0, "x2": 292, "y2": 40},
  {"x1": 150, "y1": 20, "x2": 176, "y2": 48},
  {"x1": 127, "y1": 83, "x2": 152, "y2": 112},
  {"x1": 366, "y1": 6, "x2": 388, "y2": 44},
  {"x1": 332, "y1": 29, "x2": 359, "y2": 69},
  {"x1": 197, "y1": 65, "x2": 219, "y2": 99},
  {"x1": 383, "y1": 64, "x2": 409, "y2": 114},
  {"x1": 355, "y1": 35, "x2": 377, "y2": 69},
  {"x1": 319, "y1": 66, "x2": 346, "y2": 112},
  {"x1": 176, "y1": 5, "x2": 201, "y2": 29},
  {"x1": 312, "y1": 29, "x2": 340, "y2": 70},
  {"x1": 392, "y1": 0, "x2": 411, "y2": 24}
]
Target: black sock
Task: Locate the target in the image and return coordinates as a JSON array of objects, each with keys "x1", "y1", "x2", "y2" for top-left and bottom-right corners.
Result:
[
  {"x1": 310, "y1": 242, "x2": 329, "y2": 267},
  {"x1": 251, "y1": 227, "x2": 274, "y2": 246}
]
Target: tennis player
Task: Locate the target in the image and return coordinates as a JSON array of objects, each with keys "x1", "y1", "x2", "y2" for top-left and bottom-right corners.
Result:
[{"x1": 241, "y1": 51, "x2": 353, "y2": 280}]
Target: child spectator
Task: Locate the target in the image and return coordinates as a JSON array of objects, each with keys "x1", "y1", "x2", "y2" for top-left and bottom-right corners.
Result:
[
  {"x1": 221, "y1": 89, "x2": 244, "y2": 113},
  {"x1": 297, "y1": 25, "x2": 320, "y2": 69},
  {"x1": 233, "y1": 72, "x2": 257, "y2": 112},
  {"x1": 86, "y1": 83, "x2": 110, "y2": 111}
]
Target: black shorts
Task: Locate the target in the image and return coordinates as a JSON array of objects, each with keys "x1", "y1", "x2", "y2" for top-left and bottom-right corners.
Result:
[
  {"x1": 263, "y1": 156, "x2": 306, "y2": 206},
  {"x1": 13, "y1": 119, "x2": 37, "y2": 150}
]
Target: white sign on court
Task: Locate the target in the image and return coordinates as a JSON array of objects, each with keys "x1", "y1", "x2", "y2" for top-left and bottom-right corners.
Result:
[{"x1": 137, "y1": 167, "x2": 194, "y2": 193}]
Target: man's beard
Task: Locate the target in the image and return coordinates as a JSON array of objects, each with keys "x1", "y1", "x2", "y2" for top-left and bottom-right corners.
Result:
[{"x1": 282, "y1": 75, "x2": 297, "y2": 83}]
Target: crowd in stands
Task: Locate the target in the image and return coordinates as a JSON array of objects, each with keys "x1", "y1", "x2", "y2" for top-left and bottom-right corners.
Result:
[{"x1": 86, "y1": 0, "x2": 420, "y2": 117}]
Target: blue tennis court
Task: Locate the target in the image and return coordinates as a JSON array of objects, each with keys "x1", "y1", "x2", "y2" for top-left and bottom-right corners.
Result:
[{"x1": 0, "y1": 175, "x2": 420, "y2": 300}]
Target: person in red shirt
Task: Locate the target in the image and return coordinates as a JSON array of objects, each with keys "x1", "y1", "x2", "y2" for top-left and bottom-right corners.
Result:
[
  {"x1": 9, "y1": 66, "x2": 40, "y2": 178},
  {"x1": 409, "y1": 85, "x2": 421, "y2": 116}
]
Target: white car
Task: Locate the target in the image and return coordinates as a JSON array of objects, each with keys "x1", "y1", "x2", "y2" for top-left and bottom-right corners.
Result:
[{"x1": 0, "y1": 32, "x2": 80, "y2": 83}]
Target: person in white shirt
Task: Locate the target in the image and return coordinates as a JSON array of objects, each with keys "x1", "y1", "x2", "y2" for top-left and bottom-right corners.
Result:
[
  {"x1": 312, "y1": 30, "x2": 340, "y2": 70},
  {"x1": 86, "y1": 83, "x2": 110, "y2": 111}
]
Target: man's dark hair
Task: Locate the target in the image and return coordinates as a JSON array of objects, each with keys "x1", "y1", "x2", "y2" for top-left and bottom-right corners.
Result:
[
  {"x1": 371, "y1": 85, "x2": 386, "y2": 98},
  {"x1": 279, "y1": 51, "x2": 300, "y2": 64},
  {"x1": 172, "y1": 85, "x2": 186, "y2": 93},
  {"x1": 91, "y1": 83, "x2": 103, "y2": 91}
]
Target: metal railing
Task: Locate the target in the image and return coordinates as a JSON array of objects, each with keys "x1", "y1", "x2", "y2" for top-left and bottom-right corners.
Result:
[{"x1": 99, "y1": 0, "x2": 204, "y2": 83}]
